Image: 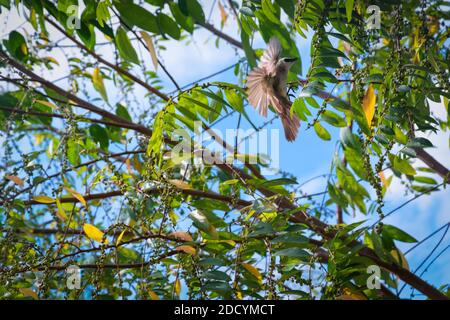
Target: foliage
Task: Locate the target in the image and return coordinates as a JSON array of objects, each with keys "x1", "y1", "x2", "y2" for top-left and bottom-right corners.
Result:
[{"x1": 0, "y1": 0, "x2": 449, "y2": 300}]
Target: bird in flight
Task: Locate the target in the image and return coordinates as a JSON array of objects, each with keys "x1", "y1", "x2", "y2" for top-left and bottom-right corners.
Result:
[{"x1": 246, "y1": 37, "x2": 300, "y2": 142}]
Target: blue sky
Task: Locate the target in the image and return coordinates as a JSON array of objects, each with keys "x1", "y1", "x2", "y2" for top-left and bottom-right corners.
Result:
[{"x1": 1, "y1": 1, "x2": 449, "y2": 299}]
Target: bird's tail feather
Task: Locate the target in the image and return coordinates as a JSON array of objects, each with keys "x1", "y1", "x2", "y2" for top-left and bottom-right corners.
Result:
[{"x1": 280, "y1": 112, "x2": 300, "y2": 142}]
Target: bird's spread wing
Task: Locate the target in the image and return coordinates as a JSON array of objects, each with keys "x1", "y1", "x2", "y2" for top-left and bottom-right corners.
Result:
[
  {"x1": 246, "y1": 37, "x2": 281, "y2": 117},
  {"x1": 246, "y1": 67, "x2": 279, "y2": 117},
  {"x1": 259, "y1": 37, "x2": 281, "y2": 73}
]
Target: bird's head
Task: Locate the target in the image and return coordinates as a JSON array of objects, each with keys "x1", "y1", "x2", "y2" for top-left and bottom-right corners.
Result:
[{"x1": 279, "y1": 57, "x2": 298, "y2": 69}]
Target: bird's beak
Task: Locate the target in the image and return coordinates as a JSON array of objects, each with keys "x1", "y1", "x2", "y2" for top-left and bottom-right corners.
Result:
[{"x1": 285, "y1": 57, "x2": 298, "y2": 63}]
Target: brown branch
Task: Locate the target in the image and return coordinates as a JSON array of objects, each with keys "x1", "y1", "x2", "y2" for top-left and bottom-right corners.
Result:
[
  {"x1": 23, "y1": 186, "x2": 253, "y2": 208},
  {"x1": 414, "y1": 148, "x2": 450, "y2": 183},
  {"x1": 109, "y1": 7, "x2": 181, "y2": 91},
  {"x1": 0, "y1": 106, "x2": 145, "y2": 132},
  {"x1": 45, "y1": 17, "x2": 169, "y2": 101},
  {"x1": 29, "y1": 250, "x2": 179, "y2": 271},
  {"x1": 5, "y1": 150, "x2": 144, "y2": 201},
  {"x1": 0, "y1": 51, "x2": 155, "y2": 137},
  {"x1": 197, "y1": 22, "x2": 243, "y2": 49}
]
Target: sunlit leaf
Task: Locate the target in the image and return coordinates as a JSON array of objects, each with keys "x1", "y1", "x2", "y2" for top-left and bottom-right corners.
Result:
[
  {"x1": 140, "y1": 31, "x2": 158, "y2": 71},
  {"x1": 6, "y1": 175, "x2": 24, "y2": 187},
  {"x1": 174, "y1": 278, "x2": 181, "y2": 296},
  {"x1": 19, "y1": 288, "x2": 38, "y2": 300},
  {"x1": 83, "y1": 223, "x2": 109, "y2": 244},
  {"x1": 242, "y1": 263, "x2": 262, "y2": 282},
  {"x1": 116, "y1": 27, "x2": 139, "y2": 65},
  {"x1": 64, "y1": 187, "x2": 87, "y2": 207},
  {"x1": 92, "y1": 67, "x2": 108, "y2": 102},
  {"x1": 33, "y1": 195, "x2": 56, "y2": 204},
  {"x1": 170, "y1": 231, "x2": 193, "y2": 241},
  {"x1": 362, "y1": 85, "x2": 376, "y2": 128},
  {"x1": 149, "y1": 290, "x2": 160, "y2": 300},
  {"x1": 55, "y1": 199, "x2": 68, "y2": 221},
  {"x1": 116, "y1": 230, "x2": 126, "y2": 246},
  {"x1": 175, "y1": 245, "x2": 196, "y2": 255}
]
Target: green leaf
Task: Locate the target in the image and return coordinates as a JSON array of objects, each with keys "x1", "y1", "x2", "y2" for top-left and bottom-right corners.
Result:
[
  {"x1": 67, "y1": 138, "x2": 80, "y2": 165},
  {"x1": 96, "y1": 0, "x2": 110, "y2": 27},
  {"x1": 89, "y1": 124, "x2": 109, "y2": 150},
  {"x1": 292, "y1": 98, "x2": 310, "y2": 121},
  {"x1": 345, "y1": 0, "x2": 354, "y2": 22},
  {"x1": 115, "y1": 27, "x2": 139, "y2": 65},
  {"x1": 157, "y1": 13, "x2": 180, "y2": 39},
  {"x1": 208, "y1": 90, "x2": 224, "y2": 123},
  {"x1": 274, "y1": 248, "x2": 310, "y2": 259},
  {"x1": 406, "y1": 137, "x2": 434, "y2": 148},
  {"x1": 203, "y1": 281, "x2": 232, "y2": 294},
  {"x1": 116, "y1": 103, "x2": 131, "y2": 122},
  {"x1": 169, "y1": 2, "x2": 194, "y2": 33},
  {"x1": 393, "y1": 125, "x2": 408, "y2": 144},
  {"x1": 4, "y1": 31, "x2": 28, "y2": 61},
  {"x1": 260, "y1": 177, "x2": 297, "y2": 187},
  {"x1": 241, "y1": 30, "x2": 257, "y2": 69},
  {"x1": 92, "y1": 67, "x2": 108, "y2": 102},
  {"x1": 321, "y1": 110, "x2": 346, "y2": 127},
  {"x1": 115, "y1": 2, "x2": 158, "y2": 33},
  {"x1": 314, "y1": 122, "x2": 331, "y2": 141},
  {"x1": 383, "y1": 225, "x2": 417, "y2": 243},
  {"x1": 414, "y1": 176, "x2": 437, "y2": 185},
  {"x1": 364, "y1": 74, "x2": 384, "y2": 84},
  {"x1": 186, "y1": 0, "x2": 205, "y2": 23},
  {"x1": 225, "y1": 89, "x2": 244, "y2": 113},
  {"x1": 261, "y1": 0, "x2": 279, "y2": 24},
  {"x1": 392, "y1": 155, "x2": 416, "y2": 176}
]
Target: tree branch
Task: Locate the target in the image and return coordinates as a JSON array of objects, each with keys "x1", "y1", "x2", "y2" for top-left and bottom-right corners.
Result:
[{"x1": 45, "y1": 17, "x2": 169, "y2": 101}]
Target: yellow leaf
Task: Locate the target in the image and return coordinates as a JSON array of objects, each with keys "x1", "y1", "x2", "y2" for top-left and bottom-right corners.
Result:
[
  {"x1": 175, "y1": 245, "x2": 196, "y2": 255},
  {"x1": 391, "y1": 248, "x2": 409, "y2": 271},
  {"x1": 44, "y1": 56, "x2": 59, "y2": 65},
  {"x1": 6, "y1": 175, "x2": 24, "y2": 187},
  {"x1": 203, "y1": 239, "x2": 235, "y2": 247},
  {"x1": 148, "y1": 290, "x2": 160, "y2": 300},
  {"x1": 35, "y1": 99, "x2": 57, "y2": 109},
  {"x1": 218, "y1": 1, "x2": 228, "y2": 26},
  {"x1": 169, "y1": 231, "x2": 193, "y2": 242},
  {"x1": 337, "y1": 287, "x2": 367, "y2": 300},
  {"x1": 92, "y1": 67, "x2": 108, "y2": 101},
  {"x1": 55, "y1": 199, "x2": 68, "y2": 221},
  {"x1": 83, "y1": 223, "x2": 109, "y2": 244},
  {"x1": 169, "y1": 179, "x2": 191, "y2": 190},
  {"x1": 64, "y1": 187, "x2": 87, "y2": 207},
  {"x1": 140, "y1": 31, "x2": 158, "y2": 71},
  {"x1": 174, "y1": 278, "x2": 181, "y2": 296},
  {"x1": 33, "y1": 195, "x2": 55, "y2": 204},
  {"x1": 125, "y1": 158, "x2": 132, "y2": 174},
  {"x1": 235, "y1": 289, "x2": 243, "y2": 300},
  {"x1": 116, "y1": 230, "x2": 126, "y2": 246},
  {"x1": 362, "y1": 85, "x2": 376, "y2": 128},
  {"x1": 427, "y1": 16, "x2": 439, "y2": 35},
  {"x1": 35, "y1": 133, "x2": 45, "y2": 145},
  {"x1": 242, "y1": 263, "x2": 262, "y2": 282},
  {"x1": 20, "y1": 42, "x2": 28, "y2": 55},
  {"x1": 378, "y1": 171, "x2": 387, "y2": 187},
  {"x1": 19, "y1": 288, "x2": 38, "y2": 300}
]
